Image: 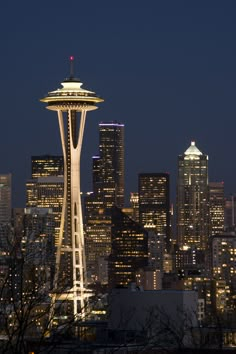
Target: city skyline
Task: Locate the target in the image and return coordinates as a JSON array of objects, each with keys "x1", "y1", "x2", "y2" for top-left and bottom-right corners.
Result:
[
  {"x1": 2, "y1": 2, "x2": 236, "y2": 206},
  {"x1": 0, "y1": 2, "x2": 236, "y2": 350}
]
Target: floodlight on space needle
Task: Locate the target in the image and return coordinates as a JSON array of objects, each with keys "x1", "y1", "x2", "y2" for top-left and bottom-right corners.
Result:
[{"x1": 40, "y1": 56, "x2": 103, "y2": 320}]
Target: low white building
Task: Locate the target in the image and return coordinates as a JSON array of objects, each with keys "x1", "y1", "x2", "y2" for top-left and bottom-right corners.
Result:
[{"x1": 108, "y1": 285, "x2": 199, "y2": 348}]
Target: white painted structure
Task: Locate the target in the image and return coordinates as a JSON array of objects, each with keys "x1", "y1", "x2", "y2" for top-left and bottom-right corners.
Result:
[{"x1": 41, "y1": 58, "x2": 103, "y2": 319}]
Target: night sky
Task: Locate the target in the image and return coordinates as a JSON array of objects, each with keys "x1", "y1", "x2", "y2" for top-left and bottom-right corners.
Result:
[{"x1": 1, "y1": 1, "x2": 236, "y2": 207}]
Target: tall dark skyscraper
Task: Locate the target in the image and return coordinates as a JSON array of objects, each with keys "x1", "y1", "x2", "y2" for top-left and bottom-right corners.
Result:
[
  {"x1": 0, "y1": 174, "x2": 11, "y2": 225},
  {"x1": 84, "y1": 121, "x2": 125, "y2": 284},
  {"x1": 0, "y1": 174, "x2": 12, "y2": 250},
  {"x1": 93, "y1": 121, "x2": 125, "y2": 208},
  {"x1": 176, "y1": 141, "x2": 209, "y2": 250},
  {"x1": 224, "y1": 195, "x2": 236, "y2": 231},
  {"x1": 138, "y1": 173, "x2": 171, "y2": 252},
  {"x1": 108, "y1": 207, "x2": 148, "y2": 288}
]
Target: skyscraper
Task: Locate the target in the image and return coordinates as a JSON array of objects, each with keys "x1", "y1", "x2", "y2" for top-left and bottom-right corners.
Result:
[
  {"x1": 0, "y1": 174, "x2": 11, "y2": 225},
  {"x1": 176, "y1": 141, "x2": 209, "y2": 250},
  {"x1": 26, "y1": 176, "x2": 64, "y2": 246},
  {"x1": 224, "y1": 195, "x2": 236, "y2": 231},
  {"x1": 209, "y1": 233, "x2": 236, "y2": 312},
  {"x1": 22, "y1": 207, "x2": 55, "y2": 291},
  {"x1": 84, "y1": 121, "x2": 125, "y2": 284},
  {"x1": 41, "y1": 57, "x2": 103, "y2": 318},
  {"x1": 0, "y1": 174, "x2": 12, "y2": 251},
  {"x1": 209, "y1": 182, "x2": 224, "y2": 235},
  {"x1": 93, "y1": 121, "x2": 125, "y2": 208},
  {"x1": 138, "y1": 173, "x2": 171, "y2": 252},
  {"x1": 27, "y1": 155, "x2": 64, "y2": 246},
  {"x1": 108, "y1": 207, "x2": 148, "y2": 288}
]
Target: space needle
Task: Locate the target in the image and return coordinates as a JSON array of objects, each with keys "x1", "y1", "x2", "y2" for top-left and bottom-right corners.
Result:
[{"x1": 40, "y1": 57, "x2": 103, "y2": 319}]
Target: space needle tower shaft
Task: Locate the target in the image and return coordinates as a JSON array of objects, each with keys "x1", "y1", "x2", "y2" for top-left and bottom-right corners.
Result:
[{"x1": 40, "y1": 57, "x2": 103, "y2": 318}]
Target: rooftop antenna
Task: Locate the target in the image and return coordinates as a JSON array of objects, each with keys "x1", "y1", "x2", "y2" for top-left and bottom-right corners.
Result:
[{"x1": 69, "y1": 55, "x2": 74, "y2": 79}]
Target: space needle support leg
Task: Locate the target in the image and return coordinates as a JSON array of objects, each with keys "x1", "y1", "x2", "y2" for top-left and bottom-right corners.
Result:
[
  {"x1": 56, "y1": 109, "x2": 67, "y2": 276},
  {"x1": 49, "y1": 109, "x2": 67, "y2": 327},
  {"x1": 69, "y1": 108, "x2": 88, "y2": 319}
]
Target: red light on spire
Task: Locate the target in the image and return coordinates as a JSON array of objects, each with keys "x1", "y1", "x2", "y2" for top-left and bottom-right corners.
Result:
[{"x1": 69, "y1": 56, "x2": 74, "y2": 78}]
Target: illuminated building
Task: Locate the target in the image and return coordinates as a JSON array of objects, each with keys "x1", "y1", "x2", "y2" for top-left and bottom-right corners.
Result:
[
  {"x1": 210, "y1": 233, "x2": 236, "y2": 288},
  {"x1": 0, "y1": 174, "x2": 12, "y2": 251},
  {"x1": 138, "y1": 173, "x2": 171, "y2": 252},
  {"x1": 135, "y1": 268, "x2": 162, "y2": 290},
  {"x1": 182, "y1": 275, "x2": 215, "y2": 319},
  {"x1": 209, "y1": 233, "x2": 236, "y2": 312},
  {"x1": 92, "y1": 122, "x2": 125, "y2": 208},
  {"x1": 214, "y1": 280, "x2": 231, "y2": 312},
  {"x1": 31, "y1": 155, "x2": 63, "y2": 178},
  {"x1": 22, "y1": 207, "x2": 55, "y2": 291},
  {"x1": 84, "y1": 121, "x2": 125, "y2": 284},
  {"x1": 129, "y1": 192, "x2": 139, "y2": 222},
  {"x1": 209, "y1": 182, "x2": 224, "y2": 235},
  {"x1": 176, "y1": 141, "x2": 209, "y2": 250},
  {"x1": 147, "y1": 228, "x2": 164, "y2": 271},
  {"x1": 175, "y1": 248, "x2": 205, "y2": 274},
  {"x1": 27, "y1": 155, "x2": 64, "y2": 247},
  {"x1": 26, "y1": 177, "x2": 63, "y2": 246},
  {"x1": 224, "y1": 195, "x2": 236, "y2": 231},
  {"x1": 41, "y1": 57, "x2": 103, "y2": 318},
  {"x1": 108, "y1": 207, "x2": 148, "y2": 288},
  {"x1": 0, "y1": 174, "x2": 11, "y2": 224},
  {"x1": 84, "y1": 203, "x2": 111, "y2": 284}
]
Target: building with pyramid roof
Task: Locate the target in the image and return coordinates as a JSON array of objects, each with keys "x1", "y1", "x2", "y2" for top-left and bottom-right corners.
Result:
[{"x1": 176, "y1": 141, "x2": 209, "y2": 254}]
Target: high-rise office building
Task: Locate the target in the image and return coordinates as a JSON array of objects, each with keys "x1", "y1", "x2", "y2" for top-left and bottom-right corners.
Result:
[
  {"x1": 85, "y1": 210, "x2": 111, "y2": 284},
  {"x1": 84, "y1": 121, "x2": 125, "y2": 284},
  {"x1": 26, "y1": 176, "x2": 64, "y2": 246},
  {"x1": 138, "y1": 173, "x2": 171, "y2": 252},
  {"x1": 224, "y1": 195, "x2": 236, "y2": 231},
  {"x1": 22, "y1": 207, "x2": 55, "y2": 291},
  {"x1": 209, "y1": 182, "x2": 224, "y2": 235},
  {"x1": 93, "y1": 122, "x2": 125, "y2": 208},
  {"x1": 0, "y1": 174, "x2": 12, "y2": 251},
  {"x1": 209, "y1": 233, "x2": 236, "y2": 311},
  {"x1": 31, "y1": 155, "x2": 63, "y2": 178},
  {"x1": 0, "y1": 174, "x2": 11, "y2": 224},
  {"x1": 210, "y1": 233, "x2": 236, "y2": 287},
  {"x1": 108, "y1": 207, "x2": 148, "y2": 288},
  {"x1": 27, "y1": 155, "x2": 64, "y2": 246},
  {"x1": 41, "y1": 57, "x2": 103, "y2": 318},
  {"x1": 176, "y1": 141, "x2": 209, "y2": 250}
]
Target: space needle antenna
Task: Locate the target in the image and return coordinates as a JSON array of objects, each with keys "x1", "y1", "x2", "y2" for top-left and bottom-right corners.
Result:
[{"x1": 69, "y1": 55, "x2": 74, "y2": 79}]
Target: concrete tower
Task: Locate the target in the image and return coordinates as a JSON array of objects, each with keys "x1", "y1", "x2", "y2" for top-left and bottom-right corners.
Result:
[{"x1": 40, "y1": 57, "x2": 103, "y2": 319}]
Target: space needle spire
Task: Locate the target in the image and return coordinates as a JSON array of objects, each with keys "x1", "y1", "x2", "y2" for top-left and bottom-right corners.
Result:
[{"x1": 40, "y1": 57, "x2": 104, "y2": 320}]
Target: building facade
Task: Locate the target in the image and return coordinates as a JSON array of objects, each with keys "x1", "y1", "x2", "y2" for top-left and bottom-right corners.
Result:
[
  {"x1": 31, "y1": 155, "x2": 63, "y2": 178},
  {"x1": 26, "y1": 176, "x2": 63, "y2": 246},
  {"x1": 93, "y1": 122, "x2": 125, "y2": 208},
  {"x1": 0, "y1": 174, "x2": 12, "y2": 251},
  {"x1": 84, "y1": 121, "x2": 125, "y2": 284},
  {"x1": 176, "y1": 141, "x2": 209, "y2": 251},
  {"x1": 209, "y1": 182, "x2": 224, "y2": 235},
  {"x1": 108, "y1": 207, "x2": 148, "y2": 288},
  {"x1": 138, "y1": 173, "x2": 171, "y2": 252}
]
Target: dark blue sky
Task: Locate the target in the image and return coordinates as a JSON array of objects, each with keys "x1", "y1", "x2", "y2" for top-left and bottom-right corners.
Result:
[{"x1": 1, "y1": 1, "x2": 236, "y2": 206}]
